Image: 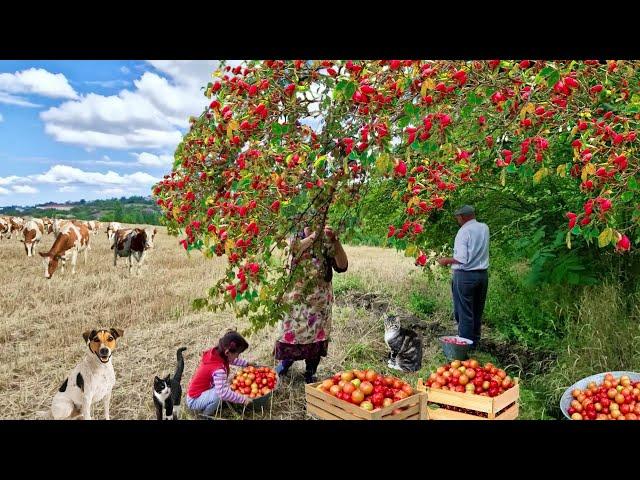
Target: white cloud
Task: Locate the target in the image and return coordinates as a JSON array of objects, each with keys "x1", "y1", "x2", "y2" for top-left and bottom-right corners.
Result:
[
  {"x1": 0, "y1": 68, "x2": 78, "y2": 104},
  {"x1": 98, "y1": 187, "x2": 127, "y2": 196},
  {"x1": 33, "y1": 165, "x2": 158, "y2": 187},
  {"x1": 0, "y1": 165, "x2": 159, "y2": 190},
  {"x1": 0, "y1": 187, "x2": 9, "y2": 195},
  {"x1": 0, "y1": 113, "x2": 3, "y2": 122},
  {"x1": 133, "y1": 152, "x2": 173, "y2": 167},
  {"x1": 120, "y1": 66, "x2": 130, "y2": 74},
  {"x1": 12, "y1": 185, "x2": 38, "y2": 194},
  {"x1": 39, "y1": 61, "x2": 237, "y2": 151},
  {"x1": 0, "y1": 91, "x2": 42, "y2": 107},
  {"x1": 58, "y1": 185, "x2": 78, "y2": 192},
  {"x1": 84, "y1": 79, "x2": 130, "y2": 88},
  {"x1": 0, "y1": 175, "x2": 24, "y2": 186}
]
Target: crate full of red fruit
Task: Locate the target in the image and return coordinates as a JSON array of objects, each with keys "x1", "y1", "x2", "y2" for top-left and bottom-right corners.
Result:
[
  {"x1": 305, "y1": 369, "x2": 424, "y2": 420},
  {"x1": 417, "y1": 359, "x2": 519, "y2": 420},
  {"x1": 560, "y1": 371, "x2": 640, "y2": 420},
  {"x1": 230, "y1": 366, "x2": 278, "y2": 408}
]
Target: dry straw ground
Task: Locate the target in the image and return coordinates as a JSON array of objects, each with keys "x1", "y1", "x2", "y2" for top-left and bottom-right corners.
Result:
[{"x1": 1, "y1": 225, "x2": 436, "y2": 420}]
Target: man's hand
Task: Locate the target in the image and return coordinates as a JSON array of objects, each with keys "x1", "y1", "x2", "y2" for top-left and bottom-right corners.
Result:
[{"x1": 438, "y1": 258, "x2": 451, "y2": 267}]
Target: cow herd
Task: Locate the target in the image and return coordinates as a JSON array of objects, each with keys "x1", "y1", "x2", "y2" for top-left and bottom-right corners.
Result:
[{"x1": 0, "y1": 216, "x2": 157, "y2": 278}]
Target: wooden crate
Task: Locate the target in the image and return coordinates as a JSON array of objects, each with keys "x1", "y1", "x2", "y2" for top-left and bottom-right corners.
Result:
[
  {"x1": 416, "y1": 378, "x2": 519, "y2": 420},
  {"x1": 305, "y1": 382, "x2": 424, "y2": 420}
]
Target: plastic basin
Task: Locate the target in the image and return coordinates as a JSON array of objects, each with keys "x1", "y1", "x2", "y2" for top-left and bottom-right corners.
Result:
[
  {"x1": 559, "y1": 371, "x2": 640, "y2": 419},
  {"x1": 440, "y1": 336, "x2": 474, "y2": 361}
]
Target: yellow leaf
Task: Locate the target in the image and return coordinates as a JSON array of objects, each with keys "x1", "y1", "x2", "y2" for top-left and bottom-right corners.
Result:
[
  {"x1": 566, "y1": 231, "x2": 572, "y2": 250},
  {"x1": 519, "y1": 103, "x2": 535, "y2": 120},
  {"x1": 500, "y1": 168, "x2": 506, "y2": 186},
  {"x1": 391, "y1": 190, "x2": 399, "y2": 200},
  {"x1": 598, "y1": 227, "x2": 613, "y2": 248},
  {"x1": 407, "y1": 196, "x2": 420, "y2": 209},
  {"x1": 581, "y1": 167, "x2": 588, "y2": 182},
  {"x1": 259, "y1": 287, "x2": 269, "y2": 301},
  {"x1": 405, "y1": 244, "x2": 418, "y2": 257},
  {"x1": 206, "y1": 196, "x2": 215, "y2": 206},
  {"x1": 533, "y1": 167, "x2": 549, "y2": 184},
  {"x1": 585, "y1": 163, "x2": 596, "y2": 175},
  {"x1": 224, "y1": 239, "x2": 234, "y2": 256},
  {"x1": 226, "y1": 120, "x2": 239, "y2": 139},
  {"x1": 375, "y1": 153, "x2": 390, "y2": 174},
  {"x1": 420, "y1": 78, "x2": 435, "y2": 97},
  {"x1": 173, "y1": 205, "x2": 181, "y2": 218},
  {"x1": 556, "y1": 164, "x2": 567, "y2": 177}
]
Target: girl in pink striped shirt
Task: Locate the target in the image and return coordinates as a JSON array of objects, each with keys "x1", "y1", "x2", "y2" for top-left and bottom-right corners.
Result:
[{"x1": 186, "y1": 330, "x2": 254, "y2": 415}]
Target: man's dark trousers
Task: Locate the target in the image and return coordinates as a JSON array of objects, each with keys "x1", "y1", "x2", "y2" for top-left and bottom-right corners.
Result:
[{"x1": 452, "y1": 269, "x2": 488, "y2": 346}]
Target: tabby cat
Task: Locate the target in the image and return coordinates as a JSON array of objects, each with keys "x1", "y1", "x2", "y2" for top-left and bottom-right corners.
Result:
[{"x1": 383, "y1": 315, "x2": 422, "y2": 372}]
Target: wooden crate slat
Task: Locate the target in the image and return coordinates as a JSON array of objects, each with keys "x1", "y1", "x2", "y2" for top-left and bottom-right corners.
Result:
[
  {"x1": 306, "y1": 386, "x2": 372, "y2": 419},
  {"x1": 493, "y1": 384, "x2": 520, "y2": 412},
  {"x1": 380, "y1": 405, "x2": 421, "y2": 420},
  {"x1": 307, "y1": 403, "x2": 348, "y2": 420},
  {"x1": 427, "y1": 388, "x2": 493, "y2": 413},
  {"x1": 305, "y1": 381, "x2": 424, "y2": 420}
]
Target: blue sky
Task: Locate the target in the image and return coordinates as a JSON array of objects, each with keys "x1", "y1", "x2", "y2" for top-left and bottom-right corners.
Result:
[{"x1": 0, "y1": 60, "x2": 226, "y2": 206}]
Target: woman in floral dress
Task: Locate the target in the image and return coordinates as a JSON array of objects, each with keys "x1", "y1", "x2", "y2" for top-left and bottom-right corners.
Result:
[{"x1": 274, "y1": 225, "x2": 349, "y2": 383}]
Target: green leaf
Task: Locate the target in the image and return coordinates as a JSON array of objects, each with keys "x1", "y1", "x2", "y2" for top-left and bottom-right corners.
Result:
[
  {"x1": 621, "y1": 191, "x2": 634, "y2": 202},
  {"x1": 467, "y1": 92, "x2": 483, "y2": 105},
  {"x1": 547, "y1": 70, "x2": 560, "y2": 87},
  {"x1": 344, "y1": 81, "x2": 357, "y2": 99},
  {"x1": 398, "y1": 116, "x2": 410, "y2": 128},
  {"x1": 629, "y1": 177, "x2": 639, "y2": 191},
  {"x1": 506, "y1": 163, "x2": 517, "y2": 173},
  {"x1": 571, "y1": 225, "x2": 582, "y2": 235}
]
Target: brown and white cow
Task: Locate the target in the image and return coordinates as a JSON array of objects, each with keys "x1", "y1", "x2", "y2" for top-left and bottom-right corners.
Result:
[
  {"x1": 22, "y1": 219, "x2": 45, "y2": 257},
  {"x1": 106, "y1": 222, "x2": 122, "y2": 244},
  {"x1": 8, "y1": 216, "x2": 25, "y2": 239},
  {"x1": 39, "y1": 222, "x2": 91, "y2": 279},
  {"x1": 0, "y1": 216, "x2": 10, "y2": 240},
  {"x1": 112, "y1": 227, "x2": 157, "y2": 275},
  {"x1": 81, "y1": 220, "x2": 100, "y2": 236},
  {"x1": 42, "y1": 217, "x2": 55, "y2": 234}
]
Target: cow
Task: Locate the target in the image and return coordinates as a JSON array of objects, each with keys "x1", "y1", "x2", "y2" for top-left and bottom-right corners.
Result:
[
  {"x1": 8, "y1": 217, "x2": 25, "y2": 239},
  {"x1": 53, "y1": 219, "x2": 74, "y2": 236},
  {"x1": 80, "y1": 220, "x2": 100, "y2": 236},
  {"x1": 106, "y1": 222, "x2": 122, "y2": 244},
  {"x1": 0, "y1": 216, "x2": 10, "y2": 239},
  {"x1": 22, "y1": 219, "x2": 45, "y2": 257},
  {"x1": 39, "y1": 222, "x2": 91, "y2": 279},
  {"x1": 42, "y1": 218, "x2": 54, "y2": 234},
  {"x1": 112, "y1": 227, "x2": 157, "y2": 275}
]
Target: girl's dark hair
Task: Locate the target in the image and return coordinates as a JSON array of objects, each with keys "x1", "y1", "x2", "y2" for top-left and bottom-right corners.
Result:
[{"x1": 216, "y1": 329, "x2": 249, "y2": 355}]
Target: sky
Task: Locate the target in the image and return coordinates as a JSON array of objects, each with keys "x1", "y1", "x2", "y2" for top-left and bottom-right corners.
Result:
[{"x1": 0, "y1": 60, "x2": 235, "y2": 207}]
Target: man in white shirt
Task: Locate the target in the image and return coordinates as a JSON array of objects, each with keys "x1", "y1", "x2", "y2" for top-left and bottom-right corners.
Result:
[{"x1": 437, "y1": 205, "x2": 489, "y2": 347}]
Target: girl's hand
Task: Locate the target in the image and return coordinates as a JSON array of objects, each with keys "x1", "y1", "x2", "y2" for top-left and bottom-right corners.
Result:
[{"x1": 324, "y1": 227, "x2": 337, "y2": 242}]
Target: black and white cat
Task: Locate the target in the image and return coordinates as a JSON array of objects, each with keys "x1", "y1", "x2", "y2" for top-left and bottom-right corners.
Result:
[
  {"x1": 153, "y1": 347, "x2": 187, "y2": 420},
  {"x1": 383, "y1": 315, "x2": 423, "y2": 372}
]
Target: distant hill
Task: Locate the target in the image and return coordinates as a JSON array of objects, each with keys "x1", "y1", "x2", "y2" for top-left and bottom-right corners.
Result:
[{"x1": 0, "y1": 196, "x2": 162, "y2": 225}]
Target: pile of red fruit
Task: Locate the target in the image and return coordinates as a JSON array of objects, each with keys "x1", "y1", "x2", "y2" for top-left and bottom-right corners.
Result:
[
  {"x1": 316, "y1": 369, "x2": 414, "y2": 413},
  {"x1": 425, "y1": 359, "x2": 515, "y2": 397},
  {"x1": 230, "y1": 366, "x2": 277, "y2": 398},
  {"x1": 566, "y1": 373, "x2": 640, "y2": 420},
  {"x1": 442, "y1": 337, "x2": 470, "y2": 345}
]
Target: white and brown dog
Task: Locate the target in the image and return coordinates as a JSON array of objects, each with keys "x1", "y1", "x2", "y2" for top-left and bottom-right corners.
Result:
[{"x1": 51, "y1": 328, "x2": 124, "y2": 420}]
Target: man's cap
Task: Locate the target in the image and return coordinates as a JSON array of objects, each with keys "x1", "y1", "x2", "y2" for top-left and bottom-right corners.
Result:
[{"x1": 454, "y1": 205, "x2": 475, "y2": 216}]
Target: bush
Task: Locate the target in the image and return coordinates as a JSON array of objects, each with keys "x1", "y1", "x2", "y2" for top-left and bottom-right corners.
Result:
[{"x1": 407, "y1": 291, "x2": 437, "y2": 318}]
